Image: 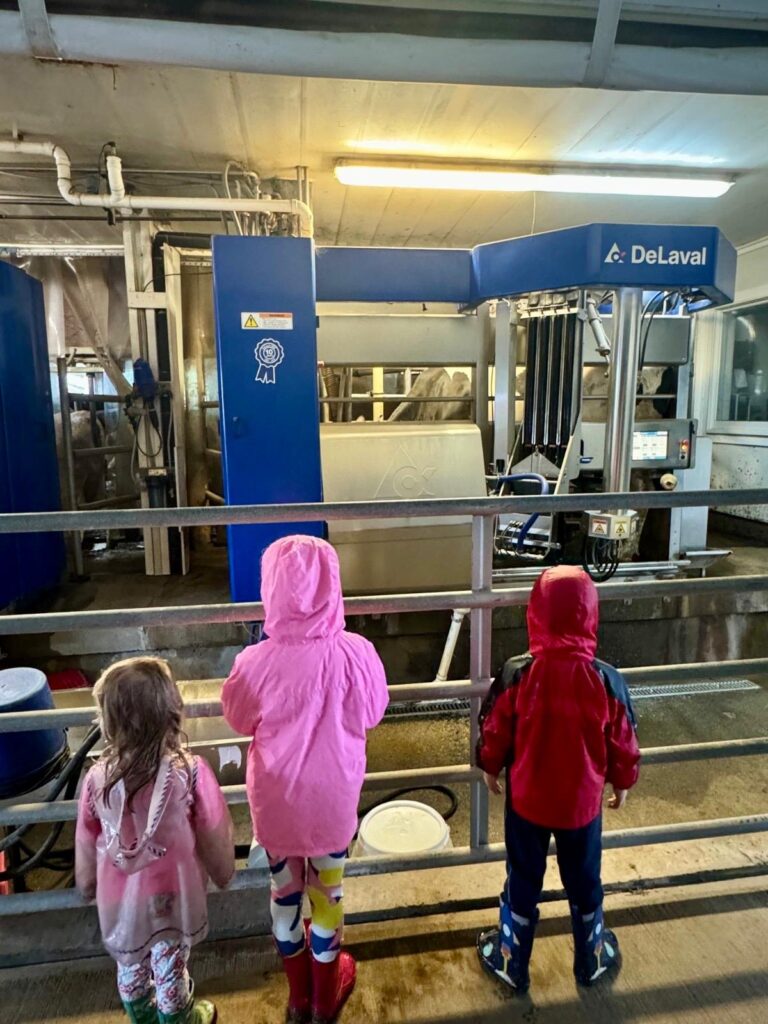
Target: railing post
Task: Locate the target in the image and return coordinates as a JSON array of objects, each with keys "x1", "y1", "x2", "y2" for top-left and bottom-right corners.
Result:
[
  {"x1": 56, "y1": 355, "x2": 84, "y2": 578},
  {"x1": 469, "y1": 513, "x2": 493, "y2": 847}
]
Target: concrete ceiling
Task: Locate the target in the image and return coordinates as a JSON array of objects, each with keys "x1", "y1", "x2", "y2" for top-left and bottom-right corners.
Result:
[{"x1": 2, "y1": 55, "x2": 768, "y2": 249}]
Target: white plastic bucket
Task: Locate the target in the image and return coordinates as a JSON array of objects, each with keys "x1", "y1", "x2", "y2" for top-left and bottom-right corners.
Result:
[{"x1": 355, "y1": 800, "x2": 452, "y2": 858}]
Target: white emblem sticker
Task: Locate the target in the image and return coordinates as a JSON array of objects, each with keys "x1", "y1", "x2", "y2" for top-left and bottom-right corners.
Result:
[{"x1": 254, "y1": 338, "x2": 284, "y2": 384}]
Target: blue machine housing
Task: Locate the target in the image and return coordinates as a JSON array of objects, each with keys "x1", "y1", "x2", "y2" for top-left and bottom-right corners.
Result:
[
  {"x1": 212, "y1": 236, "x2": 324, "y2": 601},
  {"x1": 0, "y1": 262, "x2": 64, "y2": 610},
  {"x1": 213, "y1": 223, "x2": 736, "y2": 601}
]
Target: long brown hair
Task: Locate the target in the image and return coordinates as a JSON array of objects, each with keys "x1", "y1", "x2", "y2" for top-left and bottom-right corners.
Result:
[{"x1": 94, "y1": 656, "x2": 189, "y2": 807}]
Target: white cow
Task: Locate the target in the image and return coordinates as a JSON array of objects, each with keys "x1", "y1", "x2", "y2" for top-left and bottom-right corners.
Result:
[{"x1": 389, "y1": 368, "x2": 472, "y2": 422}]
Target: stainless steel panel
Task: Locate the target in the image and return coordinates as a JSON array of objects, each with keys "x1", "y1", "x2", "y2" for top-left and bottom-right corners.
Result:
[{"x1": 320, "y1": 421, "x2": 486, "y2": 592}]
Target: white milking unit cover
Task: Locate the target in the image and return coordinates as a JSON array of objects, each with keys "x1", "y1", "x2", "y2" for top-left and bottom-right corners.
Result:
[{"x1": 320, "y1": 422, "x2": 486, "y2": 593}]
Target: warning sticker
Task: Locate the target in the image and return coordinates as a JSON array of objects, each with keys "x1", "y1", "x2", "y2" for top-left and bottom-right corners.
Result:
[{"x1": 241, "y1": 312, "x2": 293, "y2": 330}]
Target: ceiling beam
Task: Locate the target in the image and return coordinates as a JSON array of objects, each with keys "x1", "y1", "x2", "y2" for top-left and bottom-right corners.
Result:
[
  {"x1": 17, "y1": 0, "x2": 60, "y2": 60},
  {"x1": 584, "y1": 0, "x2": 624, "y2": 87}
]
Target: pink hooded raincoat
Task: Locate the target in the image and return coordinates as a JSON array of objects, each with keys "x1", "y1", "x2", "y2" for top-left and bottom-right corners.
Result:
[
  {"x1": 75, "y1": 754, "x2": 234, "y2": 965},
  {"x1": 221, "y1": 535, "x2": 389, "y2": 857}
]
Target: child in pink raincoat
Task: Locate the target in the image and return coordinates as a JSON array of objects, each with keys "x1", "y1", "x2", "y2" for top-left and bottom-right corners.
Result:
[
  {"x1": 222, "y1": 535, "x2": 389, "y2": 1024},
  {"x1": 76, "y1": 657, "x2": 235, "y2": 1024}
]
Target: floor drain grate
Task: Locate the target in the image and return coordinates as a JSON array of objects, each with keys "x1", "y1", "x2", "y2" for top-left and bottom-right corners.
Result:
[
  {"x1": 629, "y1": 679, "x2": 759, "y2": 700},
  {"x1": 384, "y1": 679, "x2": 760, "y2": 720}
]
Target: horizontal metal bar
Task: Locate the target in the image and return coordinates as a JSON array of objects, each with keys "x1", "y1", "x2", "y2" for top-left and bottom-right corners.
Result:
[
  {"x1": 1, "y1": 658, "x2": 763, "y2": 733},
  {"x1": 0, "y1": 680, "x2": 488, "y2": 733},
  {"x1": 1, "y1": 488, "x2": 767, "y2": 535},
  {"x1": 641, "y1": 736, "x2": 768, "y2": 765},
  {"x1": 0, "y1": 573, "x2": 767, "y2": 637},
  {"x1": 0, "y1": 764, "x2": 477, "y2": 825},
  {"x1": 1, "y1": 813, "x2": 766, "y2": 917},
  {"x1": 2, "y1": 733, "x2": 764, "y2": 825},
  {"x1": 66, "y1": 393, "x2": 124, "y2": 405},
  {"x1": 205, "y1": 448, "x2": 222, "y2": 457},
  {"x1": 76, "y1": 494, "x2": 140, "y2": 511},
  {"x1": 73, "y1": 446, "x2": 132, "y2": 458},
  {"x1": 581, "y1": 394, "x2": 677, "y2": 401},
  {"x1": 622, "y1": 658, "x2": 768, "y2": 683},
  {"x1": 320, "y1": 395, "x2": 477, "y2": 404},
  {"x1": 200, "y1": 400, "x2": 219, "y2": 409}
]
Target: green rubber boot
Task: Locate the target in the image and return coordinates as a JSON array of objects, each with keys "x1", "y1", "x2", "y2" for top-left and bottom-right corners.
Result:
[
  {"x1": 157, "y1": 984, "x2": 217, "y2": 1024},
  {"x1": 122, "y1": 994, "x2": 159, "y2": 1024}
]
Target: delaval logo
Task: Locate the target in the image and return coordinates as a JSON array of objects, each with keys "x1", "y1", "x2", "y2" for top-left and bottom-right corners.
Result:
[
  {"x1": 604, "y1": 243, "x2": 626, "y2": 264},
  {"x1": 604, "y1": 240, "x2": 708, "y2": 267}
]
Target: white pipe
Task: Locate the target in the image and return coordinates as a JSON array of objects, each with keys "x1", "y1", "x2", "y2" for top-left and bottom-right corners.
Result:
[
  {"x1": 0, "y1": 140, "x2": 313, "y2": 237},
  {"x1": 434, "y1": 609, "x2": 469, "y2": 684},
  {"x1": 585, "y1": 295, "x2": 613, "y2": 363},
  {"x1": 105, "y1": 154, "x2": 126, "y2": 203},
  {"x1": 3, "y1": 12, "x2": 768, "y2": 95}
]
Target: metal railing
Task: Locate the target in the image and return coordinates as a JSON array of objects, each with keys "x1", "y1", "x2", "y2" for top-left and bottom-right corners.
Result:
[{"x1": 0, "y1": 486, "x2": 767, "y2": 918}]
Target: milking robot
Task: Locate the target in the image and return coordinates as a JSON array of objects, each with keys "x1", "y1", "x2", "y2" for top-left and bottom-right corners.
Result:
[{"x1": 211, "y1": 223, "x2": 735, "y2": 596}]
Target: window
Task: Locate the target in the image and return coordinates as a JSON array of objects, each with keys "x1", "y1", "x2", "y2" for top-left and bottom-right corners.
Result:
[{"x1": 717, "y1": 302, "x2": 768, "y2": 423}]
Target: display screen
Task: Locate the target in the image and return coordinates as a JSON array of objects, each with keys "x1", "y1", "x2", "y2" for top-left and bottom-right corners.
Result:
[{"x1": 632, "y1": 429, "x2": 669, "y2": 461}]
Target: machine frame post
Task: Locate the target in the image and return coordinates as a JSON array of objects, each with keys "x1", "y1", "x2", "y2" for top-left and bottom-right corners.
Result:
[
  {"x1": 122, "y1": 218, "x2": 172, "y2": 575},
  {"x1": 492, "y1": 299, "x2": 515, "y2": 469},
  {"x1": 475, "y1": 303, "x2": 492, "y2": 466},
  {"x1": 55, "y1": 355, "x2": 84, "y2": 578},
  {"x1": 469, "y1": 513, "x2": 493, "y2": 848},
  {"x1": 603, "y1": 288, "x2": 643, "y2": 500}
]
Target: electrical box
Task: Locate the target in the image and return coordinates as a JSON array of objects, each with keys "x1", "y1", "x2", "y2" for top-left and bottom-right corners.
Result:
[
  {"x1": 0, "y1": 262, "x2": 64, "y2": 609},
  {"x1": 580, "y1": 419, "x2": 697, "y2": 472},
  {"x1": 586, "y1": 511, "x2": 638, "y2": 541}
]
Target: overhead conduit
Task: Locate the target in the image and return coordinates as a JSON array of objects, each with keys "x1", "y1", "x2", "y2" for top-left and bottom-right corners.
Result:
[{"x1": 0, "y1": 140, "x2": 314, "y2": 237}]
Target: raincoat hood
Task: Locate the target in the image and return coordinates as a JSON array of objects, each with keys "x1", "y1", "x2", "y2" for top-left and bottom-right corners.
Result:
[
  {"x1": 261, "y1": 535, "x2": 345, "y2": 643},
  {"x1": 527, "y1": 566, "x2": 598, "y2": 659}
]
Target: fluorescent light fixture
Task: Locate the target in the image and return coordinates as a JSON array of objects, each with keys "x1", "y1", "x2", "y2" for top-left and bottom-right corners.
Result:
[{"x1": 334, "y1": 161, "x2": 734, "y2": 198}]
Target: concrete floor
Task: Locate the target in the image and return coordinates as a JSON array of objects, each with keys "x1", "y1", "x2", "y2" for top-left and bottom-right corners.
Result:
[{"x1": 3, "y1": 876, "x2": 767, "y2": 1023}]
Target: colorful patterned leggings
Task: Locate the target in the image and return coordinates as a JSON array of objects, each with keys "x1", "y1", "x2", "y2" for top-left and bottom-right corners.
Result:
[
  {"x1": 267, "y1": 851, "x2": 346, "y2": 963},
  {"x1": 116, "y1": 939, "x2": 191, "y2": 1014}
]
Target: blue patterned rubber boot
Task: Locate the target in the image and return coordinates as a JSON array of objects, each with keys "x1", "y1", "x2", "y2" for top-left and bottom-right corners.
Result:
[
  {"x1": 570, "y1": 904, "x2": 621, "y2": 986},
  {"x1": 476, "y1": 895, "x2": 538, "y2": 993}
]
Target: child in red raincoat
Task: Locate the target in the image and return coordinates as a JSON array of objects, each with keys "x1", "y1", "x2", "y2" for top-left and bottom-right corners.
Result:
[{"x1": 475, "y1": 565, "x2": 640, "y2": 992}]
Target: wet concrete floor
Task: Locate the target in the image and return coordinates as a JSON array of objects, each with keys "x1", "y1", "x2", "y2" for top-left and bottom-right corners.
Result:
[{"x1": 3, "y1": 876, "x2": 767, "y2": 1023}]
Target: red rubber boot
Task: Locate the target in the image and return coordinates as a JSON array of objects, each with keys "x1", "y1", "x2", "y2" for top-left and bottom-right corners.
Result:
[
  {"x1": 310, "y1": 952, "x2": 357, "y2": 1024},
  {"x1": 283, "y1": 949, "x2": 312, "y2": 1024}
]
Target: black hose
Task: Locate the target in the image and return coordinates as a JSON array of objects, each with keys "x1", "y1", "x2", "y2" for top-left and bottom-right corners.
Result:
[
  {"x1": 0, "y1": 725, "x2": 101, "y2": 880},
  {"x1": 582, "y1": 536, "x2": 620, "y2": 582}
]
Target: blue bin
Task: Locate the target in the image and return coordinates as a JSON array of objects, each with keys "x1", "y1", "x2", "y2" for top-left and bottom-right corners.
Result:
[{"x1": 0, "y1": 668, "x2": 68, "y2": 798}]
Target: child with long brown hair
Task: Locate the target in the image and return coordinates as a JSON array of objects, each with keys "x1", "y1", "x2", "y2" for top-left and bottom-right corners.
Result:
[{"x1": 76, "y1": 657, "x2": 235, "y2": 1024}]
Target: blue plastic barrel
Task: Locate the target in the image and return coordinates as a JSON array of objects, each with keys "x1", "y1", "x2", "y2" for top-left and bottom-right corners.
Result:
[{"x1": 0, "y1": 668, "x2": 68, "y2": 798}]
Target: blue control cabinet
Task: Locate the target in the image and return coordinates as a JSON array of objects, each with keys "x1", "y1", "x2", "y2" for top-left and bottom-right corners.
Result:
[
  {"x1": 212, "y1": 237, "x2": 324, "y2": 601},
  {"x1": 0, "y1": 262, "x2": 64, "y2": 609}
]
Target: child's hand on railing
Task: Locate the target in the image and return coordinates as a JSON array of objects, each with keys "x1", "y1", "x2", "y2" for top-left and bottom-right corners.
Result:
[
  {"x1": 483, "y1": 772, "x2": 503, "y2": 795},
  {"x1": 608, "y1": 787, "x2": 628, "y2": 810}
]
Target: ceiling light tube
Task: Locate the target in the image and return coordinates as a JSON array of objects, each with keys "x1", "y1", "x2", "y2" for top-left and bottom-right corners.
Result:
[{"x1": 334, "y1": 161, "x2": 734, "y2": 199}]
